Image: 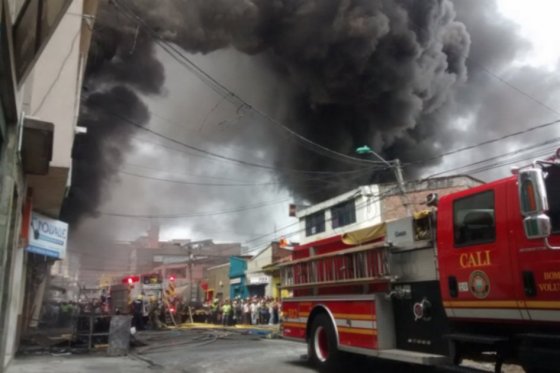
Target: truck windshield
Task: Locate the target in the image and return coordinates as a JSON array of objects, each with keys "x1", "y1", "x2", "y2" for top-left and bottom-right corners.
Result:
[{"x1": 545, "y1": 165, "x2": 560, "y2": 233}]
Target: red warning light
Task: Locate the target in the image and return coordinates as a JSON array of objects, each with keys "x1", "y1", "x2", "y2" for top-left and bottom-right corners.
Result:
[
  {"x1": 122, "y1": 275, "x2": 140, "y2": 285},
  {"x1": 169, "y1": 275, "x2": 176, "y2": 282}
]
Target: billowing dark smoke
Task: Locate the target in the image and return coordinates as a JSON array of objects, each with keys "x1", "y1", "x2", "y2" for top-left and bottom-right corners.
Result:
[
  {"x1": 62, "y1": 6, "x2": 165, "y2": 224},
  {"x1": 128, "y1": 0, "x2": 471, "y2": 200},
  {"x1": 66, "y1": 0, "x2": 472, "y2": 223},
  {"x1": 67, "y1": 0, "x2": 554, "y2": 224}
]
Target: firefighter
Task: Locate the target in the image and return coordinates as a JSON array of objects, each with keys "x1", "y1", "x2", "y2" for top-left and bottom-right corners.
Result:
[
  {"x1": 210, "y1": 299, "x2": 219, "y2": 324},
  {"x1": 132, "y1": 295, "x2": 145, "y2": 330},
  {"x1": 148, "y1": 296, "x2": 163, "y2": 330}
]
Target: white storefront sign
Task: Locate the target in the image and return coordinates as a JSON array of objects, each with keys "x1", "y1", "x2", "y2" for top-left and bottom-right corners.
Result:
[
  {"x1": 230, "y1": 278, "x2": 241, "y2": 285},
  {"x1": 153, "y1": 255, "x2": 188, "y2": 264},
  {"x1": 248, "y1": 275, "x2": 269, "y2": 285},
  {"x1": 27, "y1": 212, "x2": 68, "y2": 259}
]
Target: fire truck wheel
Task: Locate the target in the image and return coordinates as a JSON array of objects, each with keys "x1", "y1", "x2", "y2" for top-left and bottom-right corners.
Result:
[{"x1": 309, "y1": 313, "x2": 342, "y2": 373}]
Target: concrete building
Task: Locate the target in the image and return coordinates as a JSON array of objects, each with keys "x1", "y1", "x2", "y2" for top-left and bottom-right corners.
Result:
[
  {"x1": 0, "y1": 1, "x2": 98, "y2": 370},
  {"x1": 205, "y1": 263, "x2": 230, "y2": 302},
  {"x1": 296, "y1": 175, "x2": 483, "y2": 246},
  {"x1": 378, "y1": 175, "x2": 483, "y2": 221},
  {"x1": 229, "y1": 257, "x2": 249, "y2": 299},
  {"x1": 246, "y1": 242, "x2": 292, "y2": 298},
  {"x1": 84, "y1": 225, "x2": 244, "y2": 303}
]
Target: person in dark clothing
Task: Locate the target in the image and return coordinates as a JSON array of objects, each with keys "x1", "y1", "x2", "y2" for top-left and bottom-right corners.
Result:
[{"x1": 132, "y1": 295, "x2": 145, "y2": 330}]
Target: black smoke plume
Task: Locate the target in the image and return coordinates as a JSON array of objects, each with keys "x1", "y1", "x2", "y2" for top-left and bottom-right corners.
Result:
[
  {"x1": 62, "y1": 6, "x2": 165, "y2": 223},
  {"x1": 129, "y1": 0, "x2": 471, "y2": 200},
  {"x1": 64, "y1": 0, "x2": 473, "y2": 224},
  {"x1": 66, "y1": 0, "x2": 555, "y2": 224}
]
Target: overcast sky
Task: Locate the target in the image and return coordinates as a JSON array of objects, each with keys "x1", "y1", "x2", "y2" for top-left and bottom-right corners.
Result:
[{"x1": 497, "y1": 0, "x2": 560, "y2": 68}]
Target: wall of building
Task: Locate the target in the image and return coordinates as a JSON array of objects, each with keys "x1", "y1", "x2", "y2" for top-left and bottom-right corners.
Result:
[
  {"x1": 229, "y1": 257, "x2": 248, "y2": 299},
  {"x1": 205, "y1": 264, "x2": 229, "y2": 301},
  {"x1": 0, "y1": 1, "x2": 95, "y2": 370},
  {"x1": 379, "y1": 176, "x2": 484, "y2": 221},
  {"x1": 24, "y1": 0, "x2": 83, "y2": 169},
  {"x1": 246, "y1": 246, "x2": 275, "y2": 297},
  {"x1": 297, "y1": 185, "x2": 382, "y2": 245},
  {"x1": 0, "y1": 126, "x2": 26, "y2": 371},
  {"x1": 3, "y1": 248, "x2": 26, "y2": 367}
]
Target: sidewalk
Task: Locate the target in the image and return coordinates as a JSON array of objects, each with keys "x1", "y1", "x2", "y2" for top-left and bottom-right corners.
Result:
[{"x1": 6, "y1": 355, "x2": 157, "y2": 373}]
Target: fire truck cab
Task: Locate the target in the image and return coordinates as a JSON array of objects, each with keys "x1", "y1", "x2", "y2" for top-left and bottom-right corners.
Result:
[{"x1": 281, "y1": 158, "x2": 560, "y2": 372}]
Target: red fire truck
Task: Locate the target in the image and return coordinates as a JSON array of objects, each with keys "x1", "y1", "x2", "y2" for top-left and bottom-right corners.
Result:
[{"x1": 280, "y1": 153, "x2": 560, "y2": 372}]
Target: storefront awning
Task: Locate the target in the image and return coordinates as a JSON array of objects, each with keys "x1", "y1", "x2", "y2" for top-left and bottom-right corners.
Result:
[
  {"x1": 413, "y1": 209, "x2": 431, "y2": 220},
  {"x1": 341, "y1": 222, "x2": 386, "y2": 245}
]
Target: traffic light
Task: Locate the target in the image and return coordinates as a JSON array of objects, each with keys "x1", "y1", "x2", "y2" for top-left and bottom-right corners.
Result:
[{"x1": 169, "y1": 275, "x2": 176, "y2": 282}]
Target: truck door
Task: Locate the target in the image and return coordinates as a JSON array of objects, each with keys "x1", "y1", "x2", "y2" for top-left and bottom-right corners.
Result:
[
  {"x1": 438, "y1": 184, "x2": 522, "y2": 321},
  {"x1": 509, "y1": 166, "x2": 560, "y2": 322}
]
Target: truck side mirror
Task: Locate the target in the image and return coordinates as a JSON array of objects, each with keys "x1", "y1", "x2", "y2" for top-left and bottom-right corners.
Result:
[
  {"x1": 518, "y1": 168, "x2": 548, "y2": 216},
  {"x1": 523, "y1": 214, "x2": 551, "y2": 239}
]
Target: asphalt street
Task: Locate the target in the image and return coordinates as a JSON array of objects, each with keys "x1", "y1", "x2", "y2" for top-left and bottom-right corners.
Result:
[
  {"x1": 132, "y1": 327, "x2": 442, "y2": 373},
  {"x1": 8, "y1": 327, "x2": 523, "y2": 373},
  {"x1": 133, "y1": 328, "x2": 314, "y2": 373}
]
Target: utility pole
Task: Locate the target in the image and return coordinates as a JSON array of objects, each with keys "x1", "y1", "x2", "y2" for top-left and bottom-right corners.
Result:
[
  {"x1": 356, "y1": 145, "x2": 411, "y2": 215},
  {"x1": 188, "y1": 244, "x2": 193, "y2": 304}
]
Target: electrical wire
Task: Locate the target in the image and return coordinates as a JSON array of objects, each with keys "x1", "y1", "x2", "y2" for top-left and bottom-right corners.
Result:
[
  {"x1": 423, "y1": 138, "x2": 560, "y2": 179},
  {"x1": 117, "y1": 169, "x2": 280, "y2": 187},
  {"x1": 109, "y1": 108, "x2": 385, "y2": 176},
  {"x1": 99, "y1": 197, "x2": 290, "y2": 219},
  {"x1": 404, "y1": 118, "x2": 560, "y2": 168},
  {"x1": 32, "y1": 29, "x2": 82, "y2": 116},
  {"x1": 243, "y1": 186, "x2": 403, "y2": 251},
  {"x1": 245, "y1": 139, "x2": 560, "y2": 250},
  {"x1": 112, "y1": 0, "x2": 387, "y2": 168},
  {"x1": 115, "y1": 0, "x2": 560, "y2": 174}
]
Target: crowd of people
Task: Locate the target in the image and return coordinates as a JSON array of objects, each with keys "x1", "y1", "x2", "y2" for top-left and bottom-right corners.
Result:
[
  {"x1": 207, "y1": 296, "x2": 281, "y2": 326},
  {"x1": 39, "y1": 298, "x2": 111, "y2": 328}
]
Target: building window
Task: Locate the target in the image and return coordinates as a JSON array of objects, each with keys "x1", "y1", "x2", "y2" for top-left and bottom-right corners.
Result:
[
  {"x1": 453, "y1": 191, "x2": 495, "y2": 247},
  {"x1": 545, "y1": 166, "x2": 560, "y2": 233},
  {"x1": 12, "y1": 0, "x2": 72, "y2": 81},
  {"x1": 305, "y1": 211, "x2": 325, "y2": 236},
  {"x1": 331, "y1": 199, "x2": 356, "y2": 229}
]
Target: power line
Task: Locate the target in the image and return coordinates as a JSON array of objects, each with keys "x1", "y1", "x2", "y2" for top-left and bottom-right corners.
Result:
[
  {"x1": 112, "y1": 0, "x2": 388, "y2": 168},
  {"x1": 243, "y1": 186, "x2": 402, "y2": 250},
  {"x1": 245, "y1": 140, "x2": 560, "y2": 249},
  {"x1": 32, "y1": 29, "x2": 81, "y2": 116},
  {"x1": 117, "y1": 169, "x2": 280, "y2": 187},
  {"x1": 423, "y1": 137, "x2": 560, "y2": 179},
  {"x1": 468, "y1": 60, "x2": 560, "y2": 117},
  {"x1": 405, "y1": 118, "x2": 560, "y2": 168},
  {"x1": 112, "y1": 0, "x2": 560, "y2": 179},
  {"x1": 99, "y1": 197, "x2": 289, "y2": 219},
  {"x1": 110, "y1": 108, "x2": 384, "y2": 176},
  {"x1": 117, "y1": 0, "x2": 560, "y2": 171},
  {"x1": 129, "y1": 135, "x2": 377, "y2": 177}
]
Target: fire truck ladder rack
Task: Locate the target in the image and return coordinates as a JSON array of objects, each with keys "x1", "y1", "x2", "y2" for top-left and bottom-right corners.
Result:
[{"x1": 279, "y1": 241, "x2": 394, "y2": 289}]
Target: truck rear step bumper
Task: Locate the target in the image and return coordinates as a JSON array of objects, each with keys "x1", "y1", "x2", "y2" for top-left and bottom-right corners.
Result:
[{"x1": 339, "y1": 346, "x2": 451, "y2": 366}]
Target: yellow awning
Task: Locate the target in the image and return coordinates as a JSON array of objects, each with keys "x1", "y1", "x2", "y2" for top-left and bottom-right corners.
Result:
[
  {"x1": 413, "y1": 209, "x2": 431, "y2": 220},
  {"x1": 341, "y1": 222, "x2": 386, "y2": 245}
]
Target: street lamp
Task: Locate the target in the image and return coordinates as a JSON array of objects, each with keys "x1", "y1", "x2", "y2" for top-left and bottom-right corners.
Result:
[{"x1": 355, "y1": 145, "x2": 410, "y2": 214}]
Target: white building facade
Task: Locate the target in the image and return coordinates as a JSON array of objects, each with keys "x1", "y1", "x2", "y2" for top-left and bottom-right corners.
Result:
[
  {"x1": 296, "y1": 185, "x2": 383, "y2": 246},
  {"x1": 0, "y1": 1, "x2": 97, "y2": 369}
]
